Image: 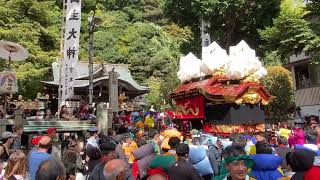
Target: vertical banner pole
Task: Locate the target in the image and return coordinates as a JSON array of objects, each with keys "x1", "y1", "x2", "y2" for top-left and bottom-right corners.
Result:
[
  {"x1": 58, "y1": 0, "x2": 67, "y2": 119},
  {"x1": 62, "y1": 0, "x2": 82, "y2": 111}
]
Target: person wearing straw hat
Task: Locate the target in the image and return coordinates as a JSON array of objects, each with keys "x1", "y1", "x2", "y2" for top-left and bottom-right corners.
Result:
[{"x1": 0, "y1": 131, "x2": 16, "y2": 161}]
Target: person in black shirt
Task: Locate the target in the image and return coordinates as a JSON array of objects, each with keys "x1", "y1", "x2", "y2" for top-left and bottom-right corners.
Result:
[
  {"x1": 88, "y1": 142, "x2": 116, "y2": 180},
  {"x1": 168, "y1": 143, "x2": 203, "y2": 180}
]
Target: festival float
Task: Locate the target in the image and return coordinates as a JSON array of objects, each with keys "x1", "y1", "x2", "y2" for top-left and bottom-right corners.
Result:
[{"x1": 169, "y1": 41, "x2": 273, "y2": 135}]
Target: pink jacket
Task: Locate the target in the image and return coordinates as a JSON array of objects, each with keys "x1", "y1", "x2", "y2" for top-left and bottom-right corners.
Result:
[{"x1": 288, "y1": 128, "x2": 305, "y2": 147}]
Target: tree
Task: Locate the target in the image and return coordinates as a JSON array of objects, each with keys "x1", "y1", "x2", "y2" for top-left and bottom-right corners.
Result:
[
  {"x1": 0, "y1": 0, "x2": 187, "y2": 103},
  {"x1": 91, "y1": 19, "x2": 183, "y2": 83},
  {"x1": 145, "y1": 76, "x2": 175, "y2": 110},
  {"x1": 260, "y1": 51, "x2": 282, "y2": 67},
  {"x1": 262, "y1": 66, "x2": 294, "y2": 121},
  {"x1": 145, "y1": 76, "x2": 164, "y2": 110},
  {"x1": 164, "y1": 0, "x2": 280, "y2": 54},
  {"x1": 306, "y1": 0, "x2": 320, "y2": 17},
  {"x1": 259, "y1": 0, "x2": 320, "y2": 63},
  {"x1": 79, "y1": 5, "x2": 186, "y2": 108},
  {"x1": 123, "y1": 0, "x2": 166, "y2": 24},
  {"x1": 160, "y1": 72, "x2": 180, "y2": 108},
  {"x1": 0, "y1": 0, "x2": 184, "y2": 103},
  {"x1": 0, "y1": 0, "x2": 60, "y2": 99},
  {"x1": 162, "y1": 23, "x2": 193, "y2": 54}
]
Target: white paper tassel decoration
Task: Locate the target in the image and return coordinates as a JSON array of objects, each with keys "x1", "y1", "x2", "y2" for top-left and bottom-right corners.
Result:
[
  {"x1": 202, "y1": 42, "x2": 229, "y2": 75},
  {"x1": 177, "y1": 53, "x2": 203, "y2": 82},
  {"x1": 225, "y1": 40, "x2": 265, "y2": 80}
]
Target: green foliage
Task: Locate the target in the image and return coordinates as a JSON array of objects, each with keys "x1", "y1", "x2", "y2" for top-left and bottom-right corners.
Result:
[
  {"x1": 164, "y1": 0, "x2": 280, "y2": 54},
  {"x1": 306, "y1": 0, "x2": 320, "y2": 16},
  {"x1": 17, "y1": 79, "x2": 44, "y2": 100},
  {"x1": 92, "y1": 17, "x2": 183, "y2": 83},
  {"x1": 87, "y1": 5, "x2": 184, "y2": 109},
  {"x1": 259, "y1": 0, "x2": 320, "y2": 63},
  {"x1": 162, "y1": 24, "x2": 193, "y2": 54},
  {"x1": 262, "y1": 66, "x2": 295, "y2": 120},
  {"x1": 145, "y1": 76, "x2": 175, "y2": 110},
  {"x1": 123, "y1": 0, "x2": 166, "y2": 24},
  {"x1": 160, "y1": 72, "x2": 179, "y2": 108},
  {"x1": 145, "y1": 76, "x2": 163, "y2": 110},
  {"x1": 2, "y1": 0, "x2": 317, "y2": 110},
  {"x1": 261, "y1": 51, "x2": 283, "y2": 67},
  {"x1": 0, "y1": 0, "x2": 186, "y2": 103},
  {"x1": 280, "y1": 0, "x2": 306, "y2": 17},
  {"x1": 0, "y1": 0, "x2": 60, "y2": 99}
]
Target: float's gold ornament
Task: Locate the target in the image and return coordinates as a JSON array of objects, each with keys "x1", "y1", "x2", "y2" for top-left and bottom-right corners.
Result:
[
  {"x1": 242, "y1": 73, "x2": 260, "y2": 83},
  {"x1": 235, "y1": 93, "x2": 261, "y2": 105},
  {"x1": 213, "y1": 67, "x2": 225, "y2": 76},
  {"x1": 261, "y1": 99, "x2": 270, "y2": 106},
  {"x1": 119, "y1": 93, "x2": 126, "y2": 110}
]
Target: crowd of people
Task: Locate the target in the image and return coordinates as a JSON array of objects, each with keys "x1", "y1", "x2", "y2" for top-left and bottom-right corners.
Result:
[
  {"x1": 0, "y1": 105, "x2": 320, "y2": 180},
  {"x1": 0, "y1": 101, "x2": 173, "y2": 127},
  {"x1": 0, "y1": 101, "x2": 93, "y2": 121}
]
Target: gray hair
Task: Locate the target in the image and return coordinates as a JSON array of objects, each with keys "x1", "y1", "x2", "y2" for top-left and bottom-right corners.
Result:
[{"x1": 104, "y1": 165, "x2": 126, "y2": 180}]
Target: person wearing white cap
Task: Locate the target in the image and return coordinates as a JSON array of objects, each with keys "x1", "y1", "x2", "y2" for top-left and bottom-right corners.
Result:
[
  {"x1": 86, "y1": 127, "x2": 101, "y2": 174},
  {"x1": 0, "y1": 131, "x2": 16, "y2": 161}
]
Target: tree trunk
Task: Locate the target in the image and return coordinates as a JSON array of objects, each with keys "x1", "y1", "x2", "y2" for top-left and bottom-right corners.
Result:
[{"x1": 224, "y1": 16, "x2": 237, "y2": 49}]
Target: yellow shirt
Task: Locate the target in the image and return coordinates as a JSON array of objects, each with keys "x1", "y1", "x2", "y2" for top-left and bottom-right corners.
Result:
[
  {"x1": 123, "y1": 141, "x2": 138, "y2": 164},
  {"x1": 279, "y1": 128, "x2": 291, "y2": 140},
  {"x1": 145, "y1": 115, "x2": 154, "y2": 128},
  {"x1": 249, "y1": 145, "x2": 256, "y2": 155}
]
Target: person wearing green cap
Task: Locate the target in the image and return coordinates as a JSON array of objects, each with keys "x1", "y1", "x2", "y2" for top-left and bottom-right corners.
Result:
[{"x1": 214, "y1": 144, "x2": 256, "y2": 180}]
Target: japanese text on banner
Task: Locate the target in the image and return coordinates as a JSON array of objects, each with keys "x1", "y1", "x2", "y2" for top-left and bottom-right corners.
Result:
[{"x1": 62, "y1": 0, "x2": 81, "y2": 100}]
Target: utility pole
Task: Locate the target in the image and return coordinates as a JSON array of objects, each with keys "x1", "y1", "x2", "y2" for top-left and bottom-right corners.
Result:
[
  {"x1": 88, "y1": 17, "x2": 94, "y2": 108},
  {"x1": 88, "y1": 13, "x2": 102, "y2": 108}
]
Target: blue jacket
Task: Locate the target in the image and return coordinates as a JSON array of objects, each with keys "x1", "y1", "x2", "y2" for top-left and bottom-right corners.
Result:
[
  {"x1": 189, "y1": 146, "x2": 213, "y2": 176},
  {"x1": 295, "y1": 144, "x2": 320, "y2": 155},
  {"x1": 250, "y1": 154, "x2": 284, "y2": 180}
]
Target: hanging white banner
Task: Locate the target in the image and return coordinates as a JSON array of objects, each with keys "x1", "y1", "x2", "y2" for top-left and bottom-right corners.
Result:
[
  {"x1": 202, "y1": 33, "x2": 211, "y2": 47},
  {"x1": 201, "y1": 18, "x2": 211, "y2": 47},
  {"x1": 62, "y1": 0, "x2": 82, "y2": 100},
  {"x1": 0, "y1": 71, "x2": 18, "y2": 94}
]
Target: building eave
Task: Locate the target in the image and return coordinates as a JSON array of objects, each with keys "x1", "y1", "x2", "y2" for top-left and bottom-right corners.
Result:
[{"x1": 283, "y1": 58, "x2": 311, "y2": 70}]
